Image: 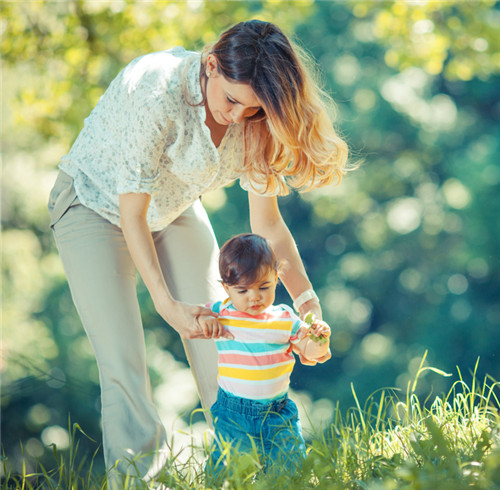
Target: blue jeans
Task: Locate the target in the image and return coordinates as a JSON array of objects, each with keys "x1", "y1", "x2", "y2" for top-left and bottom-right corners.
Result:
[{"x1": 207, "y1": 389, "x2": 306, "y2": 478}]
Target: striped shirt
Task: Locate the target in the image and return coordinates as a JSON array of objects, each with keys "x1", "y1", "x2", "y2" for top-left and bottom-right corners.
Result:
[{"x1": 207, "y1": 299, "x2": 307, "y2": 402}]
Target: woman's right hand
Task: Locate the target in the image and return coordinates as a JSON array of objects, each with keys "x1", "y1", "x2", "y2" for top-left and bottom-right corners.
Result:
[{"x1": 156, "y1": 300, "x2": 233, "y2": 340}]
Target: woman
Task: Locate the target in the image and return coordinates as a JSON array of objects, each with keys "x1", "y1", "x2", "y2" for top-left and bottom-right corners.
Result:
[{"x1": 48, "y1": 20, "x2": 348, "y2": 478}]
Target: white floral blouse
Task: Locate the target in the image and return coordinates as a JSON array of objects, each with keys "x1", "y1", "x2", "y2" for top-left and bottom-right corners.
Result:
[{"x1": 59, "y1": 47, "x2": 268, "y2": 231}]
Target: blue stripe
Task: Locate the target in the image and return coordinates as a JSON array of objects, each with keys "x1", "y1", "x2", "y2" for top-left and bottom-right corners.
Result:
[
  {"x1": 208, "y1": 300, "x2": 223, "y2": 314},
  {"x1": 215, "y1": 340, "x2": 288, "y2": 352}
]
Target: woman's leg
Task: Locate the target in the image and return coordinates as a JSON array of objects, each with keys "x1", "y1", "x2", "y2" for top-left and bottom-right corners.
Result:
[
  {"x1": 153, "y1": 199, "x2": 223, "y2": 418},
  {"x1": 52, "y1": 203, "x2": 167, "y2": 477}
]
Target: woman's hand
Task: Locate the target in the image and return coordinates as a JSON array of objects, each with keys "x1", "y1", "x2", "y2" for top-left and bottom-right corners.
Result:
[
  {"x1": 298, "y1": 350, "x2": 332, "y2": 366},
  {"x1": 297, "y1": 300, "x2": 331, "y2": 365},
  {"x1": 297, "y1": 305, "x2": 332, "y2": 365},
  {"x1": 156, "y1": 300, "x2": 233, "y2": 340},
  {"x1": 295, "y1": 316, "x2": 332, "y2": 365}
]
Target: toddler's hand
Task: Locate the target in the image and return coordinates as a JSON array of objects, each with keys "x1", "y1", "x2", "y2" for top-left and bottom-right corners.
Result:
[
  {"x1": 308, "y1": 320, "x2": 331, "y2": 344},
  {"x1": 196, "y1": 315, "x2": 234, "y2": 340},
  {"x1": 304, "y1": 312, "x2": 331, "y2": 344}
]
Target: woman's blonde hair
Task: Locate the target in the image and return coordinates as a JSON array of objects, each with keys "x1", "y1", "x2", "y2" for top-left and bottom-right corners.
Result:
[{"x1": 197, "y1": 20, "x2": 349, "y2": 196}]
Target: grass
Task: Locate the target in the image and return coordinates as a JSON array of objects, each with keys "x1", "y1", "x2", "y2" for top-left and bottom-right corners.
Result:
[{"x1": 2, "y1": 356, "x2": 499, "y2": 489}]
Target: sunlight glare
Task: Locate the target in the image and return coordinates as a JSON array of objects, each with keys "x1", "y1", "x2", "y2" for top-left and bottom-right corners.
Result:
[{"x1": 386, "y1": 197, "x2": 422, "y2": 234}]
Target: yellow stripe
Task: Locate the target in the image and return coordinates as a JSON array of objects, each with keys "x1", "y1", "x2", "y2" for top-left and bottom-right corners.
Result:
[
  {"x1": 220, "y1": 318, "x2": 291, "y2": 331},
  {"x1": 219, "y1": 363, "x2": 294, "y2": 381}
]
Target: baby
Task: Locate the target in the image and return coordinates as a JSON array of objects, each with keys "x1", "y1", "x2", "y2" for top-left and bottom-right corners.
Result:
[{"x1": 198, "y1": 233, "x2": 331, "y2": 476}]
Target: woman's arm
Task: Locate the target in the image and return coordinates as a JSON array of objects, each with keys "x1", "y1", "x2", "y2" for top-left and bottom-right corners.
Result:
[
  {"x1": 248, "y1": 193, "x2": 321, "y2": 317},
  {"x1": 248, "y1": 193, "x2": 331, "y2": 364},
  {"x1": 119, "y1": 192, "x2": 226, "y2": 339}
]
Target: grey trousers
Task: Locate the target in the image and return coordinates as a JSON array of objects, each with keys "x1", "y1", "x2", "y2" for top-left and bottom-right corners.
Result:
[{"x1": 48, "y1": 171, "x2": 222, "y2": 476}]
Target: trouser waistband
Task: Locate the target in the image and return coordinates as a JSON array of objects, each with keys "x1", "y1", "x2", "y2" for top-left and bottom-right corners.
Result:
[{"x1": 215, "y1": 389, "x2": 289, "y2": 416}]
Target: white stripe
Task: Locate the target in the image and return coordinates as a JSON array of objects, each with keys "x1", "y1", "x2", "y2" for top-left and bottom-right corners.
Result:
[
  {"x1": 219, "y1": 376, "x2": 290, "y2": 399},
  {"x1": 223, "y1": 315, "x2": 289, "y2": 322},
  {"x1": 220, "y1": 314, "x2": 291, "y2": 324},
  {"x1": 219, "y1": 372, "x2": 290, "y2": 385},
  {"x1": 219, "y1": 359, "x2": 294, "y2": 370},
  {"x1": 227, "y1": 329, "x2": 291, "y2": 343}
]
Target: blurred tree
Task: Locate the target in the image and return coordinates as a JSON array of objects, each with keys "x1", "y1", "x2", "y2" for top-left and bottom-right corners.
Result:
[
  {"x1": 273, "y1": 0, "x2": 500, "y2": 408},
  {"x1": 1, "y1": 0, "x2": 312, "y2": 145},
  {"x1": 353, "y1": 0, "x2": 500, "y2": 80}
]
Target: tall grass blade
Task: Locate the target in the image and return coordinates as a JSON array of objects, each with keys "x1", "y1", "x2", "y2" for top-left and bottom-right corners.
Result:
[{"x1": 351, "y1": 382, "x2": 366, "y2": 432}]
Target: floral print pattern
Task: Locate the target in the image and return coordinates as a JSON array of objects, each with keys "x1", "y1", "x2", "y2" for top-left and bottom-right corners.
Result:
[{"x1": 59, "y1": 47, "x2": 265, "y2": 231}]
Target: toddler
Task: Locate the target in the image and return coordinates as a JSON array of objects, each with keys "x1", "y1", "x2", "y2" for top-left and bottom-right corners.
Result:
[{"x1": 198, "y1": 233, "x2": 331, "y2": 476}]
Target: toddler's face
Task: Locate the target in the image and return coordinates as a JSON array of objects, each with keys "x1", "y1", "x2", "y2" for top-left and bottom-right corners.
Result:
[{"x1": 223, "y1": 268, "x2": 278, "y2": 316}]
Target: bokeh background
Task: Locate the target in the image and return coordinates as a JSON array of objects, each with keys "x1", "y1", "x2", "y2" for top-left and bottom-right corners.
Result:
[{"x1": 2, "y1": 0, "x2": 499, "y2": 477}]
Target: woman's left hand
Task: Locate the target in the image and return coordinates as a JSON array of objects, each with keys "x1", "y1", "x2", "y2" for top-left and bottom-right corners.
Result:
[
  {"x1": 298, "y1": 299, "x2": 332, "y2": 365},
  {"x1": 298, "y1": 349, "x2": 332, "y2": 366}
]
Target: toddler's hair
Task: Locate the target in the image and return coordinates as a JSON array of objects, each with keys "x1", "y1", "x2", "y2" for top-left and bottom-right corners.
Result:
[{"x1": 219, "y1": 233, "x2": 278, "y2": 286}]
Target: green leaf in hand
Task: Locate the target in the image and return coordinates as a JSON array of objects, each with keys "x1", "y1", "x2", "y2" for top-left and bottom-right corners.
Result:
[
  {"x1": 303, "y1": 312, "x2": 327, "y2": 344},
  {"x1": 304, "y1": 312, "x2": 315, "y2": 326}
]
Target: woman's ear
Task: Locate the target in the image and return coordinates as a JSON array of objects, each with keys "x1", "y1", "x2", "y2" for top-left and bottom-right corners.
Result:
[{"x1": 206, "y1": 54, "x2": 219, "y2": 78}]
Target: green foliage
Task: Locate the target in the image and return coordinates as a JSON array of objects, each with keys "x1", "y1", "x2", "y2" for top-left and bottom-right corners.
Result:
[
  {"x1": 1, "y1": 0, "x2": 313, "y2": 144},
  {"x1": 351, "y1": 0, "x2": 500, "y2": 80}
]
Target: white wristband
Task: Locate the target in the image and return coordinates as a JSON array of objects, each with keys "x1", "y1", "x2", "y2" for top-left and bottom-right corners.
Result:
[{"x1": 293, "y1": 289, "x2": 319, "y2": 312}]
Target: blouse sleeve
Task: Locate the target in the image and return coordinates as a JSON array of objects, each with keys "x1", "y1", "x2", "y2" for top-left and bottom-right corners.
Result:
[
  {"x1": 239, "y1": 173, "x2": 286, "y2": 197},
  {"x1": 116, "y1": 65, "x2": 175, "y2": 195}
]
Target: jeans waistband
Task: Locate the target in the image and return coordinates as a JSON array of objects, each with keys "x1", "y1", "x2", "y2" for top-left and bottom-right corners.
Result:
[{"x1": 216, "y1": 389, "x2": 289, "y2": 417}]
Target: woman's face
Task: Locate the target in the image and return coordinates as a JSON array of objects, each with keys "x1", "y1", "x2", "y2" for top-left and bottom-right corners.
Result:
[{"x1": 204, "y1": 54, "x2": 262, "y2": 126}]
